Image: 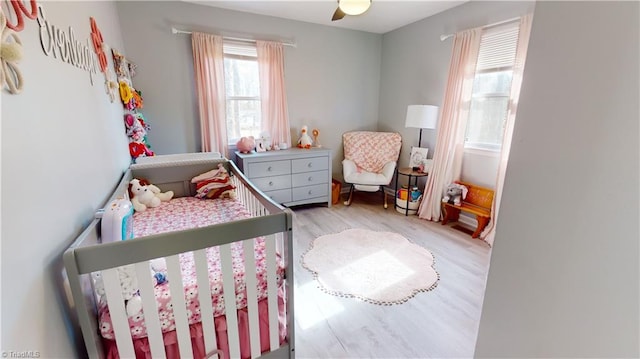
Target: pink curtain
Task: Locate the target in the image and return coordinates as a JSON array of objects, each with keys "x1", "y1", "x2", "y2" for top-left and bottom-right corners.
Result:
[
  {"x1": 481, "y1": 14, "x2": 533, "y2": 246},
  {"x1": 192, "y1": 32, "x2": 228, "y2": 157},
  {"x1": 256, "y1": 41, "x2": 291, "y2": 147},
  {"x1": 418, "y1": 29, "x2": 482, "y2": 221}
]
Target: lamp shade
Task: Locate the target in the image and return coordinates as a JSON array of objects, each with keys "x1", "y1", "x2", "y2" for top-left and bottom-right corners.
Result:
[
  {"x1": 405, "y1": 105, "x2": 439, "y2": 129},
  {"x1": 338, "y1": 0, "x2": 371, "y2": 15}
]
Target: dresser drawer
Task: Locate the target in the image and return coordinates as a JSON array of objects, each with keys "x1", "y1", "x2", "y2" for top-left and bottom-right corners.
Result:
[
  {"x1": 251, "y1": 175, "x2": 291, "y2": 192},
  {"x1": 292, "y1": 184, "x2": 329, "y2": 202},
  {"x1": 264, "y1": 189, "x2": 292, "y2": 204},
  {"x1": 291, "y1": 157, "x2": 328, "y2": 173},
  {"x1": 292, "y1": 170, "x2": 328, "y2": 188},
  {"x1": 248, "y1": 160, "x2": 290, "y2": 178}
]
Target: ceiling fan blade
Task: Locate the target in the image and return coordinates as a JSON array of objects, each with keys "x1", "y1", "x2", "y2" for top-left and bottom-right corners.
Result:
[{"x1": 331, "y1": 7, "x2": 346, "y2": 21}]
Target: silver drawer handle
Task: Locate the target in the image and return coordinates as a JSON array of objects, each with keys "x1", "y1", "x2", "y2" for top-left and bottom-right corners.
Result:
[
  {"x1": 308, "y1": 176, "x2": 313, "y2": 181},
  {"x1": 269, "y1": 181, "x2": 274, "y2": 186},
  {"x1": 308, "y1": 190, "x2": 313, "y2": 195},
  {"x1": 267, "y1": 166, "x2": 272, "y2": 171},
  {"x1": 307, "y1": 163, "x2": 312, "y2": 168}
]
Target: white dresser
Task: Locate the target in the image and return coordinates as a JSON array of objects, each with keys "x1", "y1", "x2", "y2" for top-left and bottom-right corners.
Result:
[{"x1": 235, "y1": 148, "x2": 332, "y2": 207}]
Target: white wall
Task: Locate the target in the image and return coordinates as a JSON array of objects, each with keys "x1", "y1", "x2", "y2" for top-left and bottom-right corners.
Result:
[
  {"x1": 475, "y1": 1, "x2": 639, "y2": 357},
  {"x1": 378, "y1": 1, "x2": 534, "y2": 189},
  {"x1": 115, "y1": 1, "x2": 382, "y2": 181},
  {"x1": 461, "y1": 150, "x2": 499, "y2": 188},
  {"x1": 1, "y1": 2, "x2": 129, "y2": 356}
]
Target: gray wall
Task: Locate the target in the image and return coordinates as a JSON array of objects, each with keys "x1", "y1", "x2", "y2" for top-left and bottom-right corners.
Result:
[
  {"x1": 475, "y1": 1, "x2": 639, "y2": 357},
  {"x1": 115, "y1": 1, "x2": 382, "y2": 181},
  {"x1": 379, "y1": 1, "x2": 533, "y2": 187},
  {"x1": 1, "y1": 1, "x2": 129, "y2": 356}
]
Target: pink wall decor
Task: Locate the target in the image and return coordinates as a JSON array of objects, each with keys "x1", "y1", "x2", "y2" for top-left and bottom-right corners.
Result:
[
  {"x1": 88, "y1": 17, "x2": 118, "y2": 101},
  {"x1": 4, "y1": 0, "x2": 38, "y2": 32},
  {"x1": 90, "y1": 17, "x2": 107, "y2": 73}
]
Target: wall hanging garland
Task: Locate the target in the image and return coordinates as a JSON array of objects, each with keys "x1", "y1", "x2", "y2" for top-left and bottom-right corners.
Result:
[
  {"x1": 0, "y1": 9, "x2": 24, "y2": 94},
  {"x1": 112, "y1": 48, "x2": 154, "y2": 161}
]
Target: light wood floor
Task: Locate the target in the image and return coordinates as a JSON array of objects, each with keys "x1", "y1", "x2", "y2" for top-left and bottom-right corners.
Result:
[{"x1": 289, "y1": 192, "x2": 492, "y2": 359}]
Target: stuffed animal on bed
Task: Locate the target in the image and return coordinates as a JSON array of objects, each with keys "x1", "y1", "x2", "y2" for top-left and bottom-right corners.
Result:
[
  {"x1": 91, "y1": 259, "x2": 168, "y2": 317},
  {"x1": 128, "y1": 178, "x2": 174, "y2": 212},
  {"x1": 191, "y1": 163, "x2": 237, "y2": 199},
  {"x1": 91, "y1": 265, "x2": 142, "y2": 316}
]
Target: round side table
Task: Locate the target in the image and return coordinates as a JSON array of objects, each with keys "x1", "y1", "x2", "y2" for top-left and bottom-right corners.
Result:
[{"x1": 394, "y1": 167, "x2": 428, "y2": 216}]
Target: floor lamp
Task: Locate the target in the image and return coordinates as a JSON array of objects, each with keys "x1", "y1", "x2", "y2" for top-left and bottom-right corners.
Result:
[{"x1": 405, "y1": 105, "x2": 439, "y2": 148}]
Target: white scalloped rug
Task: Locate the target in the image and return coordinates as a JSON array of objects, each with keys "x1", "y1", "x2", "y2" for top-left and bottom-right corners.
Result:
[{"x1": 302, "y1": 228, "x2": 439, "y2": 305}]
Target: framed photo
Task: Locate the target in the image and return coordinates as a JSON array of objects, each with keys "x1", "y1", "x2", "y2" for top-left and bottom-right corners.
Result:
[{"x1": 409, "y1": 147, "x2": 429, "y2": 169}]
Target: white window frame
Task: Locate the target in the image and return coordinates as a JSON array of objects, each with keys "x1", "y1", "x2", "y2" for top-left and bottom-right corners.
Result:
[
  {"x1": 223, "y1": 43, "x2": 261, "y2": 144},
  {"x1": 465, "y1": 67, "x2": 514, "y2": 152},
  {"x1": 464, "y1": 23, "x2": 520, "y2": 152}
]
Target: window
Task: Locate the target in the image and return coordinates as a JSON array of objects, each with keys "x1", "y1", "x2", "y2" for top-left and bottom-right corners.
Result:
[
  {"x1": 465, "y1": 23, "x2": 520, "y2": 150},
  {"x1": 223, "y1": 43, "x2": 261, "y2": 142}
]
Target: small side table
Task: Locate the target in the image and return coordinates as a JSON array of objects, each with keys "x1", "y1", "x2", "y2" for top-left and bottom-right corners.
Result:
[{"x1": 394, "y1": 167, "x2": 428, "y2": 216}]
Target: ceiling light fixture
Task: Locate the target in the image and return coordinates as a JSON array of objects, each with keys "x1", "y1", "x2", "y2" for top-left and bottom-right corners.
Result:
[
  {"x1": 331, "y1": 0, "x2": 371, "y2": 21},
  {"x1": 339, "y1": 0, "x2": 371, "y2": 16}
]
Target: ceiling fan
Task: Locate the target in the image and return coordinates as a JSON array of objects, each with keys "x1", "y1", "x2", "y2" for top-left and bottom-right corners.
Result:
[{"x1": 331, "y1": 0, "x2": 372, "y2": 21}]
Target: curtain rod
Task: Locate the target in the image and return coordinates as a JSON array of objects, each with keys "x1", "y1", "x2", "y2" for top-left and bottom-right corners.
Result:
[
  {"x1": 171, "y1": 27, "x2": 297, "y2": 48},
  {"x1": 440, "y1": 16, "x2": 521, "y2": 41}
]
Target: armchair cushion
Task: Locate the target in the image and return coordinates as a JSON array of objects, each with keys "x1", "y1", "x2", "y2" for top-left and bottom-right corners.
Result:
[
  {"x1": 343, "y1": 131, "x2": 402, "y2": 173},
  {"x1": 343, "y1": 160, "x2": 397, "y2": 186}
]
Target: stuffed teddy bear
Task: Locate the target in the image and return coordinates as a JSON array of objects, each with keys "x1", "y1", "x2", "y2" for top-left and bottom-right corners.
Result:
[
  {"x1": 442, "y1": 183, "x2": 468, "y2": 206},
  {"x1": 297, "y1": 126, "x2": 312, "y2": 149},
  {"x1": 128, "y1": 178, "x2": 174, "y2": 212}
]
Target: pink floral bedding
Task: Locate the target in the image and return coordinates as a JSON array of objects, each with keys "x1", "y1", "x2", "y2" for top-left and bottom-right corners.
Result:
[{"x1": 98, "y1": 197, "x2": 285, "y2": 340}]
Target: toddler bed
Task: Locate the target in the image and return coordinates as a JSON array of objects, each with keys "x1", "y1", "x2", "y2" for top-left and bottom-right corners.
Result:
[{"x1": 63, "y1": 153, "x2": 295, "y2": 359}]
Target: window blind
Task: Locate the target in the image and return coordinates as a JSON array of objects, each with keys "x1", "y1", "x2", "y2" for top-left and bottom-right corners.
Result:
[
  {"x1": 223, "y1": 42, "x2": 257, "y2": 58},
  {"x1": 476, "y1": 23, "x2": 520, "y2": 71}
]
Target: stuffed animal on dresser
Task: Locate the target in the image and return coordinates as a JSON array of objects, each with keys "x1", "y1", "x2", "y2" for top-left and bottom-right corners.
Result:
[
  {"x1": 297, "y1": 126, "x2": 312, "y2": 149},
  {"x1": 128, "y1": 178, "x2": 173, "y2": 212}
]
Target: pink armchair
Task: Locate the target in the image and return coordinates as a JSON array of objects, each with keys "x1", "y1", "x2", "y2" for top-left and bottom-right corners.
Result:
[{"x1": 342, "y1": 131, "x2": 402, "y2": 208}]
